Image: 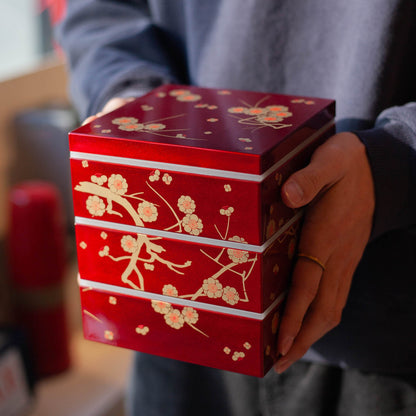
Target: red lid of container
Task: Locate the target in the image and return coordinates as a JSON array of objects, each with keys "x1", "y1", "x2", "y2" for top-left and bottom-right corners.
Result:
[
  {"x1": 8, "y1": 181, "x2": 66, "y2": 288},
  {"x1": 69, "y1": 84, "x2": 335, "y2": 175}
]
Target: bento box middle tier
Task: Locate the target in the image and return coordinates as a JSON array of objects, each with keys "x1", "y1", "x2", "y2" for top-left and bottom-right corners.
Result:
[{"x1": 70, "y1": 84, "x2": 335, "y2": 247}]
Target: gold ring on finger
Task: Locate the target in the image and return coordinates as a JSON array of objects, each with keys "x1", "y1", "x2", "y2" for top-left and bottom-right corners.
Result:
[{"x1": 297, "y1": 252, "x2": 326, "y2": 271}]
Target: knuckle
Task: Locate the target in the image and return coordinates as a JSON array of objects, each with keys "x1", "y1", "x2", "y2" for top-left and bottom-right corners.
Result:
[
  {"x1": 295, "y1": 170, "x2": 322, "y2": 197},
  {"x1": 318, "y1": 309, "x2": 342, "y2": 329},
  {"x1": 291, "y1": 280, "x2": 318, "y2": 304},
  {"x1": 319, "y1": 141, "x2": 347, "y2": 171}
]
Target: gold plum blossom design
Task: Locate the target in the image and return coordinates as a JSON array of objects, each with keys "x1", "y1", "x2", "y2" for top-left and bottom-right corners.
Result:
[
  {"x1": 163, "y1": 284, "x2": 179, "y2": 297},
  {"x1": 86, "y1": 195, "x2": 106, "y2": 216},
  {"x1": 203, "y1": 277, "x2": 223, "y2": 299},
  {"x1": 232, "y1": 351, "x2": 245, "y2": 361},
  {"x1": 151, "y1": 300, "x2": 171, "y2": 314},
  {"x1": 227, "y1": 236, "x2": 249, "y2": 264},
  {"x1": 135, "y1": 325, "x2": 150, "y2": 335},
  {"x1": 111, "y1": 111, "x2": 204, "y2": 141},
  {"x1": 177, "y1": 195, "x2": 196, "y2": 214},
  {"x1": 91, "y1": 174, "x2": 107, "y2": 185},
  {"x1": 228, "y1": 97, "x2": 293, "y2": 131},
  {"x1": 75, "y1": 156, "x2": 289, "y2": 341},
  {"x1": 220, "y1": 206, "x2": 234, "y2": 216},
  {"x1": 112, "y1": 117, "x2": 139, "y2": 125},
  {"x1": 149, "y1": 170, "x2": 160, "y2": 182},
  {"x1": 175, "y1": 200, "x2": 259, "y2": 307},
  {"x1": 144, "y1": 123, "x2": 166, "y2": 131},
  {"x1": 182, "y1": 214, "x2": 203, "y2": 235},
  {"x1": 108, "y1": 174, "x2": 128, "y2": 195},
  {"x1": 169, "y1": 89, "x2": 201, "y2": 102},
  {"x1": 104, "y1": 330, "x2": 114, "y2": 341},
  {"x1": 121, "y1": 235, "x2": 138, "y2": 253},
  {"x1": 75, "y1": 169, "x2": 195, "y2": 291},
  {"x1": 222, "y1": 286, "x2": 240, "y2": 305},
  {"x1": 164, "y1": 308, "x2": 184, "y2": 329},
  {"x1": 291, "y1": 98, "x2": 315, "y2": 105},
  {"x1": 182, "y1": 307, "x2": 199, "y2": 324},
  {"x1": 223, "y1": 341, "x2": 252, "y2": 362},
  {"x1": 99, "y1": 245, "x2": 109, "y2": 257},
  {"x1": 162, "y1": 173, "x2": 172, "y2": 185},
  {"x1": 151, "y1": 299, "x2": 207, "y2": 336},
  {"x1": 194, "y1": 103, "x2": 218, "y2": 110},
  {"x1": 138, "y1": 201, "x2": 158, "y2": 223}
]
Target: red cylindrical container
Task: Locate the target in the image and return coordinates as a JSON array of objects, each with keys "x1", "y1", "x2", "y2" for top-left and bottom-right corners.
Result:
[{"x1": 8, "y1": 181, "x2": 70, "y2": 379}]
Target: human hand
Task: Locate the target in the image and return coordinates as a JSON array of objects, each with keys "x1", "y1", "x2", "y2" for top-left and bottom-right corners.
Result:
[
  {"x1": 82, "y1": 97, "x2": 134, "y2": 125},
  {"x1": 274, "y1": 132, "x2": 375, "y2": 374}
]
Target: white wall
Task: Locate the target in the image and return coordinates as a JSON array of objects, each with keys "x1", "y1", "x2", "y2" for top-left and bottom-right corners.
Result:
[{"x1": 0, "y1": 1, "x2": 42, "y2": 80}]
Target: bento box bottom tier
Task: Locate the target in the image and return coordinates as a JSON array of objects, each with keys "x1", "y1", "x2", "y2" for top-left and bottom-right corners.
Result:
[{"x1": 79, "y1": 277, "x2": 284, "y2": 377}]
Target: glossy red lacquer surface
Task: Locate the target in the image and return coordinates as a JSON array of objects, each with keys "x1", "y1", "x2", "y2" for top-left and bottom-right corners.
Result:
[
  {"x1": 80, "y1": 284, "x2": 283, "y2": 377},
  {"x1": 70, "y1": 84, "x2": 335, "y2": 174}
]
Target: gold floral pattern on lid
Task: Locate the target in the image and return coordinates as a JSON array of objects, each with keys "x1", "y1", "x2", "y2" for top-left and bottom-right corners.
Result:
[
  {"x1": 104, "y1": 330, "x2": 114, "y2": 341},
  {"x1": 232, "y1": 351, "x2": 245, "y2": 361},
  {"x1": 135, "y1": 325, "x2": 150, "y2": 335},
  {"x1": 163, "y1": 284, "x2": 179, "y2": 297},
  {"x1": 182, "y1": 213, "x2": 203, "y2": 235},
  {"x1": 86, "y1": 195, "x2": 105, "y2": 216},
  {"x1": 202, "y1": 277, "x2": 223, "y2": 299},
  {"x1": 222, "y1": 286, "x2": 240, "y2": 305}
]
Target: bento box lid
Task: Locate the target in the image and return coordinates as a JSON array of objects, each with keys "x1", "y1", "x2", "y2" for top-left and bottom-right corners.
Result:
[{"x1": 69, "y1": 84, "x2": 335, "y2": 175}]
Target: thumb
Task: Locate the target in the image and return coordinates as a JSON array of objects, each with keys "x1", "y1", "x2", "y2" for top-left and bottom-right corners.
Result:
[{"x1": 281, "y1": 141, "x2": 343, "y2": 208}]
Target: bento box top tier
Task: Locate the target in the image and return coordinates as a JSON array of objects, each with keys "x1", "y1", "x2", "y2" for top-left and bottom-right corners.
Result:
[{"x1": 69, "y1": 85, "x2": 335, "y2": 175}]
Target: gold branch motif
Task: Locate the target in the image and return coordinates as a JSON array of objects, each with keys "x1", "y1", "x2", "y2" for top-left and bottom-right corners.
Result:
[
  {"x1": 177, "y1": 206, "x2": 258, "y2": 307},
  {"x1": 111, "y1": 111, "x2": 206, "y2": 141},
  {"x1": 75, "y1": 168, "x2": 211, "y2": 335}
]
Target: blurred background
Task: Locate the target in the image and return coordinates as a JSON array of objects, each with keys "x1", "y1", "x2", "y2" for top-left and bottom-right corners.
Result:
[{"x1": 0, "y1": 2, "x2": 132, "y2": 415}]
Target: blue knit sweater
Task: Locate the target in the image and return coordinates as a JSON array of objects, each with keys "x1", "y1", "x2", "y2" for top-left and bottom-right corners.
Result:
[{"x1": 57, "y1": 0, "x2": 416, "y2": 374}]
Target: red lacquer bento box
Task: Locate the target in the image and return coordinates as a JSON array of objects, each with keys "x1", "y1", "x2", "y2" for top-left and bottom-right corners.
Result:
[{"x1": 70, "y1": 84, "x2": 335, "y2": 376}]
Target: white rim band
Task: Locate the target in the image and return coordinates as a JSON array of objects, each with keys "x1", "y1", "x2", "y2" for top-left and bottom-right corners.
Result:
[
  {"x1": 75, "y1": 210, "x2": 302, "y2": 253},
  {"x1": 78, "y1": 275, "x2": 286, "y2": 320},
  {"x1": 71, "y1": 121, "x2": 334, "y2": 182}
]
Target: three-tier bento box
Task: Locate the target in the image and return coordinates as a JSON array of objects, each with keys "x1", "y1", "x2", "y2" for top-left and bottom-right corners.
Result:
[{"x1": 69, "y1": 84, "x2": 335, "y2": 376}]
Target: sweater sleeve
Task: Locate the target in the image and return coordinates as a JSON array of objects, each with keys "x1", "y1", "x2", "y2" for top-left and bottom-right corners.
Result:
[
  {"x1": 55, "y1": 0, "x2": 187, "y2": 119},
  {"x1": 355, "y1": 103, "x2": 416, "y2": 240}
]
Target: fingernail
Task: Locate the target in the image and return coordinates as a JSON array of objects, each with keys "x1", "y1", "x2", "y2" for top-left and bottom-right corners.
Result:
[
  {"x1": 274, "y1": 357, "x2": 292, "y2": 374},
  {"x1": 280, "y1": 336, "x2": 294, "y2": 356},
  {"x1": 284, "y1": 181, "x2": 303, "y2": 206}
]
